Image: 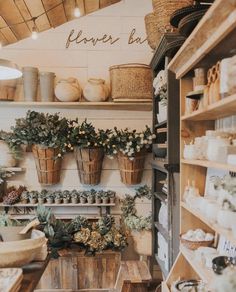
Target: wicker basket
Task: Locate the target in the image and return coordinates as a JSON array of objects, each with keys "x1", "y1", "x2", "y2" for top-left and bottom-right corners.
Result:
[
  {"x1": 145, "y1": 13, "x2": 161, "y2": 50},
  {"x1": 0, "y1": 80, "x2": 17, "y2": 101},
  {"x1": 117, "y1": 150, "x2": 146, "y2": 185},
  {"x1": 109, "y1": 63, "x2": 152, "y2": 100},
  {"x1": 32, "y1": 145, "x2": 62, "y2": 185},
  {"x1": 74, "y1": 147, "x2": 104, "y2": 185},
  {"x1": 180, "y1": 235, "x2": 214, "y2": 250},
  {"x1": 152, "y1": 0, "x2": 194, "y2": 32}
]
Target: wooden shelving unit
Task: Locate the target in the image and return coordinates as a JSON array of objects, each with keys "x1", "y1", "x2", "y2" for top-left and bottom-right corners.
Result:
[
  {"x1": 163, "y1": 0, "x2": 236, "y2": 289},
  {"x1": 0, "y1": 101, "x2": 152, "y2": 111}
]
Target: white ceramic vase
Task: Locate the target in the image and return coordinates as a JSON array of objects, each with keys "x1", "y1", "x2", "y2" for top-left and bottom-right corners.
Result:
[
  {"x1": 55, "y1": 77, "x2": 82, "y2": 102},
  {"x1": 0, "y1": 141, "x2": 16, "y2": 167},
  {"x1": 131, "y1": 230, "x2": 152, "y2": 256},
  {"x1": 83, "y1": 78, "x2": 109, "y2": 102}
]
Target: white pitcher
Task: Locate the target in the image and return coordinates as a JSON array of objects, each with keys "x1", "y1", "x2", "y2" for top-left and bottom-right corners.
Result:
[{"x1": 83, "y1": 78, "x2": 109, "y2": 102}]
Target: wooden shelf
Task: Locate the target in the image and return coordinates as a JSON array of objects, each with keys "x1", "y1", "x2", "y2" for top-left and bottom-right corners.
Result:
[
  {"x1": 155, "y1": 254, "x2": 168, "y2": 279},
  {"x1": 154, "y1": 192, "x2": 167, "y2": 203},
  {"x1": 0, "y1": 101, "x2": 152, "y2": 111},
  {"x1": 180, "y1": 245, "x2": 215, "y2": 287},
  {"x1": 181, "y1": 202, "x2": 236, "y2": 245},
  {"x1": 154, "y1": 221, "x2": 170, "y2": 241},
  {"x1": 181, "y1": 159, "x2": 236, "y2": 172},
  {"x1": 6, "y1": 214, "x2": 104, "y2": 220},
  {"x1": 181, "y1": 94, "x2": 236, "y2": 121},
  {"x1": 1, "y1": 203, "x2": 116, "y2": 207},
  {"x1": 1, "y1": 167, "x2": 24, "y2": 172},
  {"x1": 168, "y1": 0, "x2": 236, "y2": 78}
]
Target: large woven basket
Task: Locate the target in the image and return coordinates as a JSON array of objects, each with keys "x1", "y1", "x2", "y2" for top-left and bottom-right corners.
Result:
[
  {"x1": 152, "y1": 0, "x2": 194, "y2": 32},
  {"x1": 74, "y1": 147, "x2": 104, "y2": 185},
  {"x1": 32, "y1": 145, "x2": 62, "y2": 185},
  {"x1": 145, "y1": 13, "x2": 161, "y2": 50},
  {"x1": 109, "y1": 63, "x2": 152, "y2": 100},
  {"x1": 117, "y1": 150, "x2": 146, "y2": 185},
  {"x1": 180, "y1": 235, "x2": 214, "y2": 250}
]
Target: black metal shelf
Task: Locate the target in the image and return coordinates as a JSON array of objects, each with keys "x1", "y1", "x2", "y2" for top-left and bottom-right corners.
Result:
[
  {"x1": 155, "y1": 120, "x2": 167, "y2": 129},
  {"x1": 151, "y1": 159, "x2": 168, "y2": 173},
  {"x1": 154, "y1": 221, "x2": 170, "y2": 241},
  {"x1": 154, "y1": 192, "x2": 167, "y2": 203}
]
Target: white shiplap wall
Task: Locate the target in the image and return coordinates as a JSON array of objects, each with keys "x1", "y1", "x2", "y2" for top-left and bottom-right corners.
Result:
[{"x1": 0, "y1": 0, "x2": 154, "y2": 219}]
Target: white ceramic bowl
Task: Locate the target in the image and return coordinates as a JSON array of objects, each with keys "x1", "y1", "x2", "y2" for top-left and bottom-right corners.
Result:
[{"x1": 0, "y1": 229, "x2": 46, "y2": 268}]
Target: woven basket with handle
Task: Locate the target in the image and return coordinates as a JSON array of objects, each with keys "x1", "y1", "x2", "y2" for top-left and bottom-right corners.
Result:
[
  {"x1": 109, "y1": 63, "x2": 152, "y2": 100},
  {"x1": 152, "y1": 0, "x2": 194, "y2": 32}
]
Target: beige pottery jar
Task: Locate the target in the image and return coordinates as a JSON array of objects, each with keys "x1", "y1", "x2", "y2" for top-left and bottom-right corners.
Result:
[
  {"x1": 55, "y1": 77, "x2": 82, "y2": 102},
  {"x1": 83, "y1": 78, "x2": 109, "y2": 102},
  {"x1": 0, "y1": 141, "x2": 16, "y2": 167}
]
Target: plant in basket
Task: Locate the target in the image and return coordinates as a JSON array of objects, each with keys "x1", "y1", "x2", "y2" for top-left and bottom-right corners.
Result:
[
  {"x1": 87, "y1": 189, "x2": 95, "y2": 204},
  {"x1": 71, "y1": 189, "x2": 79, "y2": 204},
  {"x1": 10, "y1": 111, "x2": 73, "y2": 185},
  {"x1": 71, "y1": 119, "x2": 111, "y2": 185},
  {"x1": 54, "y1": 191, "x2": 62, "y2": 204},
  {"x1": 80, "y1": 191, "x2": 88, "y2": 204},
  {"x1": 46, "y1": 192, "x2": 55, "y2": 204},
  {"x1": 62, "y1": 190, "x2": 71, "y2": 204},
  {"x1": 95, "y1": 191, "x2": 102, "y2": 204},
  {"x1": 28, "y1": 191, "x2": 38, "y2": 204},
  {"x1": 38, "y1": 190, "x2": 47, "y2": 204},
  {"x1": 107, "y1": 126, "x2": 155, "y2": 185}
]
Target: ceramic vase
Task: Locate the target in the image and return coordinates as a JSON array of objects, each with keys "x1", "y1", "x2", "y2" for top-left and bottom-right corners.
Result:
[
  {"x1": 83, "y1": 78, "x2": 109, "y2": 102},
  {"x1": 0, "y1": 141, "x2": 16, "y2": 167},
  {"x1": 23, "y1": 67, "x2": 39, "y2": 101},
  {"x1": 55, "y1": 77, "x2": 82, "y2": 102},
  {"x1": 39, "y1": 72, "x2": 55, "y2": 102}
]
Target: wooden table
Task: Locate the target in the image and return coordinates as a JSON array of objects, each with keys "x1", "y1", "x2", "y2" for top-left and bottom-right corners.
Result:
[{"x1": 20, "y1": 255, "x2": 50, "y2": 292}]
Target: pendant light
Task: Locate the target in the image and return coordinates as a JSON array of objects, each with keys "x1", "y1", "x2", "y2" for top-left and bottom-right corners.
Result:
[
  {"x1": 0, "y1": 59, "x2": 22, "y2": 80},
  {"x1": 31, "y1": 17, "x2": 38, "y2": 40},
  {"x1": 74, "y1": 0, "x2": 81, "y2": 18}
]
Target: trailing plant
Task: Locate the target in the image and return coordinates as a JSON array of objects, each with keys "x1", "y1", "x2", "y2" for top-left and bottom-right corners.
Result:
[
  {"x1": 10, "y1": 111, "x2": 74, "y2": 156},
  {"x1": 121, "y1": 185, "x2": 152, "y2": 231},
  {"x1": 106, "y1": 126, "x2": 155, "y2": 159}
]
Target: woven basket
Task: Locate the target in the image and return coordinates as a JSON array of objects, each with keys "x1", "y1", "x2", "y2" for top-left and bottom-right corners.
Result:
[
  {"x1": 109, "y1": 63, "x2": 152, "y2": 100},
  {"x1": 180, "y1": 235, "x2": 214, "y2": 250},
  {"x1": 145, "y1": 13, "x2": 161, "y2": 50},
  {"x1": 32, "y1": 145, "x2": 62, "y2": 185},
  {"x1": 117, "y1": 150, "x2": 146, "y2": 185},
  {"x1": 152, "y1": 0, "x2": 194, "y2": 32},
  {"x1": 0, "y1": 80, "x2": 17, "y2": 101},
  {"x1": 74, "y1": 147, "x2": 104, "y2": 185}
]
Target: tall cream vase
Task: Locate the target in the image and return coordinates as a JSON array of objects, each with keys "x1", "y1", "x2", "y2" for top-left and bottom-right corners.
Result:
[{"x1": 23, "y1": 67, "x2": 39, "y2": 101}]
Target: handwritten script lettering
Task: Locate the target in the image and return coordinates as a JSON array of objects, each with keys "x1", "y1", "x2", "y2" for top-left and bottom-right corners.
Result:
[{"x1": 65, "y1": 28, "x2": 147, "y2": 48}]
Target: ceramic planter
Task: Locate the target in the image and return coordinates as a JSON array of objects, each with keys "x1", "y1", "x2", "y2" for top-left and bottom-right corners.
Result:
[
  {"x1": 95, "y1": 198, "x2": 102, "y2": 204},
  {"x1": 83, "y1": 78, "x2": 109, "y2": 102},
  {"x1": 80, "y1": 198, "x2": 87, "y2": 204},
  {"x1": 29, "y1": 198, "x2": 37, "y2": 204},
  {"x1": 55, "y1": 198, "x2": 62, "y2": 204},
  {"x1": 110, "y1": 197, "x2": 116, "y2": 204},
  {"x1": 0, "y1": 141, "x2": 16, "y2": 167},
  {"x1": 46, "y1": 198, "x2": 54, "y2": 204},
  {"x1": 38, "y1": 198, "x2": 45, "y2": 205},
  {"x1": 63, "y1": 198, "x2": 70, "y2": 204},
  {"x1": 55, "y1": 78, "x2": 81, "y2": 102},
  {"x1": 71, "y1": 198, "x2": 78, "y2": 204},
  {"x1": 131, "y1": 230, "x2": 152, "y2": 256},
  {"x1": 87, "y1": 198, "x2": 94, "y2": 204},
  {"x1": 102, "y1": 198, "x2": 109, "y2": 204}
]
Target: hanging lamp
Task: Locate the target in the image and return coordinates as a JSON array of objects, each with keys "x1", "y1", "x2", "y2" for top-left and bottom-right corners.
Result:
[{"x1": 0, "y1": 59, "x2": 22, "y2": 80}]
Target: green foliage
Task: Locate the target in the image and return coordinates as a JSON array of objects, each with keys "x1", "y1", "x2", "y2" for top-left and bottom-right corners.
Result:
[
  {"x1": 0, "y1": 212, "x2": 22, "y2": 227},
  {"x1": 98, "y1": 215, "x2": 114, "y2": 235},
  {"x1": 0, "y1": 131, "x2": 22, "y2": 160}
]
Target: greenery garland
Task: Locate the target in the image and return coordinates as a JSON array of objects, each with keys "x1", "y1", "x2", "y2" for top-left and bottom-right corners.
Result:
[{"x1": 121, "y1": 185, "x2": 152, "y2": 231}]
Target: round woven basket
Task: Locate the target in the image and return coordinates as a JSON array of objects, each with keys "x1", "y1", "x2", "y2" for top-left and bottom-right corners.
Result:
[
  {"x1": 152, "y1": 0, "x2": 194, "y2": 32},
  {"x1": 180, "y1": 235, "x2": 214, "y2": 250},
  {"x1": 74, "y1": 147, "x2": 104, "y2": 185},
  {"x1": 145, "y1": 13, "x2": 161, "y2": 50},
  {"x1": 117, "y1": 150, "x2": 146, "y2": 185},
  {"x1": 32, "y1": 145, "x2": 62, "y2": 185}
]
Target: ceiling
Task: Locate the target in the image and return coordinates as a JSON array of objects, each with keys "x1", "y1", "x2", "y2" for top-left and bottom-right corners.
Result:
[{"x1": 0, "y1": 0, "x2": 121, "y2": 46}]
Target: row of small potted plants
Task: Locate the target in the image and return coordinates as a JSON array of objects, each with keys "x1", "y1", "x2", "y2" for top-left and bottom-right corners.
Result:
[{"x1": 20, "y1": 189, "x2": 116, "y2": 205}]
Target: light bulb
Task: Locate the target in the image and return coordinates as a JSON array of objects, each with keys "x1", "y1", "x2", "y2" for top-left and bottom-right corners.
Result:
[
  {"x1": 0, "y1": 42, "x2": 2, "y2": 49},
  {"x1": 74, "y1": 6, "x2": 81, "y2": 18},
  {"x1": 31, "y1": 30, "x2": 38, "y2": 40}
]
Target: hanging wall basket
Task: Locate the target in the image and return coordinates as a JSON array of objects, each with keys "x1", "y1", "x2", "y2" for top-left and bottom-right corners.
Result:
[
  {"x1": 117, "y1": 150, "x2": 146, "y2": 185},
  {"x1": 32, "y1": 145, "x2": 62, "y2": 185},
  {"x1": 74, "y1": 147, "x2": 104, "y2": 185}
]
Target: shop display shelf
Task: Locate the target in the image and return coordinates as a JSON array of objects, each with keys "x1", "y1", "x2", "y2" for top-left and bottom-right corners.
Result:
[
  {"x1": 154, "y1": 192, "x2": 167, "y2": 203},
  {"x1": 181, "y1": 159, "x2": 236, "y2": 172},
  {"x1": 151, "y1": 158, "x2": 168, "y2": 173},
  {"x1": 0, "y1": 203, "x2": 116, "y2": 207}
]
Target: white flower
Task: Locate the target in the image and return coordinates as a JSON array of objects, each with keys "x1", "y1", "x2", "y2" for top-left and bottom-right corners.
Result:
[
  {"x1": 148, "y1": 136, "x2": 153, "y2": 140},
  {"x1": 68, "y1": 143, "x2": 71, "y2": 147},
  {"x1": 128, "y1": 142, "x2": 132, "y2": 146},
  {"x1": 152, "y1": 134, "x2": 156, "y2": 139},
  {"x1": 148, "y1": 140, "x2": 152, "y2": 144},
  {"x1": 143, "y1": 140, "x2": 148, "y2": 144},
  {"x1": 87, "y1": 142, "x2": 90, "y2": 146},
  {"x1": 64, "y1": 143, "x2": 67, "y2": 146},
  {"x1": 94, "y1": 143, "x2": 97, "y2": 146},
  {"x1": 58, "y1": 153, "x2": 62, "y2": 157},
  {"x1": 140, "y1": 133, "x2": 144, "y2": 138},
  {"x1": 113, "y1": 150, "x2": 117, "y2": 154},
  {"x1": 71, "y1": 147, "x2": 74, "y2": 150},
  {"x1": 108, "y1": 134, "x2": 113, "y2": 138},
  {"x1": 112, "y1": 145, "x2": 116, "y2": 148},
  {"x1": 129, "y1": 136, "x2": 133, "y2": 139}
]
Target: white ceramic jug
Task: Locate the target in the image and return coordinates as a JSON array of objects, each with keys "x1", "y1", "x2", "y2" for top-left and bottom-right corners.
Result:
[
  {"x1": 83, "y1": 78, "x2": 109, "y2": 102},
  {"x1": 55, "y1": 77, "x2": 82, "y2": 102}
]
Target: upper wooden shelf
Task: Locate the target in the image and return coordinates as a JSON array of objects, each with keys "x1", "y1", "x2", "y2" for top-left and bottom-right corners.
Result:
[
  {"x1": 0, "y1": 101, "x2": 152, "y2": 111},
  {"x1": 181, "y1": 94, "x2": 236, "y2": 121},
  {"x1": 181, "y1": 159, "x2": 236, "y2": 172},
  {"x1": 168, "y1": 0, "x2": 236, "y2": 78}
]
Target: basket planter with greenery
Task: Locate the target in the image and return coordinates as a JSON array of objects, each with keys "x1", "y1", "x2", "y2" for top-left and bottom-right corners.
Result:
[
  {"x1": 62, "y1": 190, "x2": 71, "y2": 204},
  {"x1": 71, "y1": 190, "x2": 79, "y2": 204},
  {"x1": 71, "y1": 120, "x2": 110, "y2": 186},
  {"x1": 11, "y1": 111, "x2": 73, "y2": 185},
  {"x1": 121, "y1": 185, "x2": 152, "y2": 256},
  {"x1": 107, "y1": 127, "x2": 155, "y2": 185},
  {"x1": 29, "y1": 191, "x2": 38, "y2": 204},
  {"x1": 46, "y1": 193, "x2": 55, "y2": 204},
  {"x1": 54, "y1": 191, "x2": 62, "y2": 204}
]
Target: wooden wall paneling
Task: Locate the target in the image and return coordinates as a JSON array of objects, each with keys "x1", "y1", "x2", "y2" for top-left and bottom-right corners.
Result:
[
  {"x1": 0, "y1": 0, "x2": 30, "y2": 40},
  {"x1": 13, "y1": 0, "x2": 34, "y2": 32},
  {"x1": 0, "y1": 16, "x2": 18, "y2": 44},
  {"x1": 99, "y1": 0, "x2": 121, "y2": 9},
  {"x1": 42, "y1": 0, "x2": 67, "y2": 28},
  {"x1": 85, "y1": 0, "x2": 100, "y2": 14},
  {"x1": 23, "y1": 0, "x2": 51, "y2": 32}
]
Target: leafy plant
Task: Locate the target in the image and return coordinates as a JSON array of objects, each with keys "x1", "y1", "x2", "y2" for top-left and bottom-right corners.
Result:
[
  {"x1": 0, "y1": 212, "x2": 22, "y2": 227},
  {"x1": 0, "y1": 167, "x2": 15, "y2": 184},
  {"x1": 10, "y1": 111, "x2": 74, "y2": 156},
  {"x1": 0, "y1": 131, "x2": 22, "y2": 159},
  {"x1": 62, "y1": 190, "x2": 71, "y2": 199},
  {"x1": 71, "y1": 189, "x2": 79, "y2": 199}
]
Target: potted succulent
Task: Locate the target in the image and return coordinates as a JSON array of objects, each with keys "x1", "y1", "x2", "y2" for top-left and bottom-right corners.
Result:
[
  {"x1": 95, "y1": 191, "x2": 102, "y2": 204},
  {"x1": 62, "y1": 190, "x2": 71, "y2": 204},
  {"x1": 71, "y1": 190, "x2": 79, "y2": 204},
  {"x1": 29, "y1": 191, "x2": 38, "y2": 204},
  {"x1": 54, "y1": 191, "x2": 62, "y2": 204},
  {"x1": 87, "y1": 190, "x2": 95, "y2": 204},
  {"x1": 11, "y1": 111, "x2": 73, "y2": 185},
  {"x1": 71, "y1": 119, "x2": 111, "y2": 185},
  {"x1": 21, "y1": 191, "x2": 29, "y2": 204},
  {"x1": 80, "y1": 191, "x2": 87, "y2": 204},
  {"x1": 107, "y1": 190, "x2": 116, "y2": 204},
  {"x1": 101, "y1": 191, "x2": 109, "y2": 204},
  {"x1": 107, "y1": 126, "x2": 155, "y2": 185},
  {"x1": 46, "y1": 192, "x2": 55, "y2": 204},
  {"x1": 38, "y1": 190, "x2": 47, "y2": 204}
]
